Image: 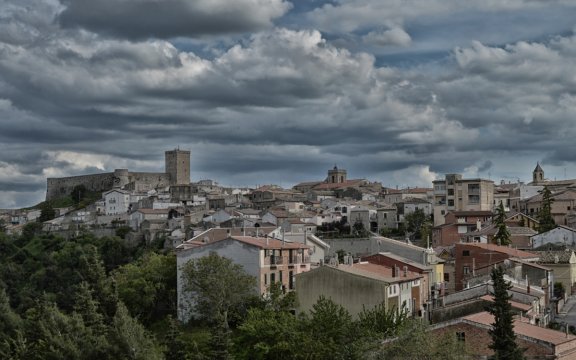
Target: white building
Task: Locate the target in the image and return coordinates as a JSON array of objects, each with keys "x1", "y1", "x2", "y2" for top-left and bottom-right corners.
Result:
[{"x1": 104, "y1": 189, "x2": 131, "y2": 215}]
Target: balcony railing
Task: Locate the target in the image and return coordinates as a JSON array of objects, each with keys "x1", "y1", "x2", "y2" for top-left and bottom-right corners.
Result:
[
  {"x1": 265, "y1": 255, "x2": 311, "y2": 266},
  {"x1": 264, "y1": 256, "x2": 284, "y2": 266},
  {"x1": 289, "y1": 256, "x2": 311, "y2": 264}
]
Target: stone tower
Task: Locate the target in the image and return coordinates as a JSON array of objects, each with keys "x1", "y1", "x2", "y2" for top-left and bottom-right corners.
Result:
[
  {"x1": 165, "y1": 149, "x2": 191, "y2": 185},
  {"x1": 327, "y1": 165, "x2": 347, "y2": 184},
  {"x1": 533, "y1": 162, "x2": 544, "y2": 184}
]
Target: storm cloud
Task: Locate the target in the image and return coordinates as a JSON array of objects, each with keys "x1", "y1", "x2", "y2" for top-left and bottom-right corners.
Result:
[{"x1": 1, "y1": 0, "x2": 576, "y2": 207}]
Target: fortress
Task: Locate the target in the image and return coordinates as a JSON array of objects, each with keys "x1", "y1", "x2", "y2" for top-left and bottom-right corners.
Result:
[{"x1": 46, "y1": 149, "x2": 191, "y2": 201}]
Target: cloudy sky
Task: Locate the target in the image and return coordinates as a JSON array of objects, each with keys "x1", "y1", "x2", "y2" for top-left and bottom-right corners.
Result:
[{"x1": 2, "y1": 0, "x2": 576, "y2": 208}]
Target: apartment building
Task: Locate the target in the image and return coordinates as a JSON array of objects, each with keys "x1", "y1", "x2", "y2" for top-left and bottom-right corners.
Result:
[
  {"x1": 176, "y1": 235, "x2": 310, "y2": 321},
  {"x1": 432, "y1": 174, "x2": 494, "y2": 226}
]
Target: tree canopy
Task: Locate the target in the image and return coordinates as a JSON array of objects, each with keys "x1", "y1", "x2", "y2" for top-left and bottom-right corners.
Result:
[{"x1": 180, "y1": 252, "x2": 256, "y2": 327}]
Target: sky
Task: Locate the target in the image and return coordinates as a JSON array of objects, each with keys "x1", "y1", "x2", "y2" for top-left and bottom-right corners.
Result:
[{"x1": 2, "y1": 0, "x2": 576, "y2": 208}]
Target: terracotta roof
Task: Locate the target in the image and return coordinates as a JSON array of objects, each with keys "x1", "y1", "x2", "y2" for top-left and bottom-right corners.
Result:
[
  {"x1": 335, "y1": 263, "x2": 423, "y2": 283},
  {"x1": 313, "y1": 179, "x2": 366, "y2": 190},
  {"x1": 459, "y1": 243, "x2": 538, "y2": 258},
  {"x1": 479, "y1": 295, "x2": 533, "y2": 311},
  {"x1": 135, "y1": 208, "x2": 169, "y2": 214},
  {"x1": 364, "y1": 252, "x2": 431, "y2": 271},
  {"x1": 186, "y1": 226, "x2": 277, "y2": 243},
  {"x1": 463, "y1": 312, "x2": 576, "y2": 346},
  {"x1": 230, "y1": 236, "x2": 310, "y2": 250},
  {"x1": 538, "y1": 250, "x2": 575, "y2": 264},
  {"x1": 293, "y1": 181, "x2": 323, "y2": 187},
  {"x1": 449, "y1": 210, "x2": 494, "y2": 217}
]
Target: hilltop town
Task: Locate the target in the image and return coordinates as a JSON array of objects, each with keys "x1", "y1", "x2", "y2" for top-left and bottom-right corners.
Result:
[{"x1": 3, "y1": 149, "x2": 576, "y2": 358}]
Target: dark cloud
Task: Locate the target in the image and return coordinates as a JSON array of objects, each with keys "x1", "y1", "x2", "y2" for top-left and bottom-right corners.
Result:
[
  {"x1": 2, "y1": 0, "x2": 576, "y2": 207},
  {"x1": 57, "y1": 0, "x2": 291, "y2": 40}
]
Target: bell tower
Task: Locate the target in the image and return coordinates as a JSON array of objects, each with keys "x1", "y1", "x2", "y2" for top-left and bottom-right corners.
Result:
[
  {"x1": 533, "y1": 162, "x2": 544, "y2": 184},
  {"x1": 327, "y1": 165, "x2": 347, "y2": 184}
]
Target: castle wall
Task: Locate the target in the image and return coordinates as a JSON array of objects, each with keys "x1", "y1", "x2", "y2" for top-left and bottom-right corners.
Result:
[
  {"x1": 127, "y1": 172, "x2": 171, "y2": 191},
  {"x1": 46, "y1": 149, "x2": 188, "y2": 200},
  {"x1": 46, "y1": 171, "x2": 171, "y2": 201},
  {"x1": 46, "y1": 173, "x2": 116, "y2": 200}
]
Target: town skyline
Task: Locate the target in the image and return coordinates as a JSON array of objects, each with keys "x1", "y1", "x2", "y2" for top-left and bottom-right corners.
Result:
[{"x1": 2, "y1": 1, "x2": 576, "y2": 208}]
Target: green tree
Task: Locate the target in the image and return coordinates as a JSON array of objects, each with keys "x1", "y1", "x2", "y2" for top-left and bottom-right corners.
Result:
[
  {"x1": 0, "y1": 288, "x2": 23, "y2": 356},
  {"x1": 234, "y1": 287, "x2": 302, "y2": 359},
  {"x1": 373, "y1": 319, "x2": 468, "y2": 359},
  {"x1": 21, "y1": 298, "x2": 104, "y2": 360},
  {"x1": 493, "y1": 202, "x2": 511, "y2": 246},
  {"x1": 38, "y1": 201, "x2": 56, "y2": 222},
  {"x1": 235, "y1": 306, "x2": 304, "y2": 360},
  {"x1": 357, "y1": 302, "x2": 408, "y2": 338},
  {"x1": 537, "y1": 186, "x2": 556, "y2": 233},
  {"x1": 306, "y1": 296, "x2": 361, "y2": 359},
  {"x1": 405, "y1": 208, "x2": 432, "y2": 241},
  {"x1": 163, "y1": 315, "x2": 190, "y2": 360},
  {"x1": 114, "y1": 252, "x2": 177, "y2": 323},
  {"x1": 180, "y1": 252, "x2": 256, "y2": 328},
  {"x1": 487, "y1": 266, "x2": 525, "y2": 360},
  {"x1": 109, "y1": 302, "x2": 163, "y2": 360}
]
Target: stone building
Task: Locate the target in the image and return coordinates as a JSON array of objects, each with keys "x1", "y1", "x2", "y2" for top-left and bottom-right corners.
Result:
[{"x1": 46, "y1": 149, "x2": 190, "y2": 200}]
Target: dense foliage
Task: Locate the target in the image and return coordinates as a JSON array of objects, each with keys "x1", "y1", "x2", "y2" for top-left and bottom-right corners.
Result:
[
  {"x1": 405, "y1": 208, "x2": 432, "y2": 243},
  {"x1": 0, "y1": 230, "x2": 470, "y2": 359}
]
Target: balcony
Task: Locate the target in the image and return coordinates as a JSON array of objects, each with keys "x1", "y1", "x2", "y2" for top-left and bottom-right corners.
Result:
[
  {"x1": 289, "y1": 256, "x2": 311, "y2": 265},
  {"x1": 264, "y1": 256, "x2": 284, "y2": 266}
]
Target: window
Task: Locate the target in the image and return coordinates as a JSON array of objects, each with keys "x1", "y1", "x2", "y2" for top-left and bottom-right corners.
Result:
[
  {"x1": 462, "y1": 250, "x2": 470, "y2": 256},
  {"x1": 447, "y1": 189, "x2": 454, "y2": 195},
  {"x1": 448, "y1": 200, "x2": 454, "y2": 206},
  {"x1": 463, "y1": 266, "x2": 470, "y2": 275},
  {"x1": 468, "y1": 195, "x2": 480, "y2": 204},
  {"x1": 444, "y1": 273, "x2": 450, "y2": 282},
  {"x1": 456, "y1": 332, "x2": 466, "y2": 342},
  {"x1": 270, "y1": 272, "x2": 275, "y2": 284},
  {"x1": 264, "y1": 273, "x2": 268, "y2": 285}
]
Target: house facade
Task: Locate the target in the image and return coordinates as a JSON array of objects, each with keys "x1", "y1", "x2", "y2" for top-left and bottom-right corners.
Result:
[
  {"x1": 296, "y1": 263, "x2": 423, "y2": 318},
  {"x1": 177, "y1": 235, "x2": 310, "y2": 322}
]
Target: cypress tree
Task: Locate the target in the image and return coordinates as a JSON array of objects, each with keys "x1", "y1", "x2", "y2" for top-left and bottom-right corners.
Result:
[
  {"x1": 537, "y1": 186, "x2": 556, "y2": 233},
  {"x1": 493, "y1": 202, "x2": 511, "y2": 246},
  {"x1": 487, "y1": 266, "x2": 525, "y2": 360}
]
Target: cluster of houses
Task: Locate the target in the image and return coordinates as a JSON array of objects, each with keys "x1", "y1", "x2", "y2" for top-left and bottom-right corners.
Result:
[{"x1": 4, "y1": 161, "x2": 576, "y2": 357}]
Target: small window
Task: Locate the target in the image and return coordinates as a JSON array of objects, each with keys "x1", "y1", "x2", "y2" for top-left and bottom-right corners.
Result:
[
  {"x1": 463, "y1": 266, "x2": 470, "y2": 275},
  {"x1": 444, "y1": 273, "x2": 450, "y2": 282},
  {"x1": 463, "y1": 250, "x2": 470, "y2": 256},
  {"x1": 456, "y1": 332, "x2": 466, "y2": 342}
]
